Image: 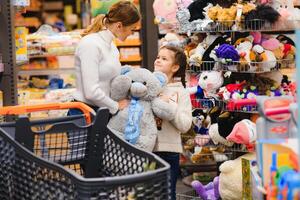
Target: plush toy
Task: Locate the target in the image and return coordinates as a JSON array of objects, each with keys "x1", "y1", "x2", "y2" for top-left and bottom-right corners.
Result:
[
  {"x1": 192, "y1": 109, "x2": 209, "y2": 135},
  {"x1": 250, "y1": 44, "x2": 277, "y2": 72},
  {"x1": 282, "y1": 43, "x2": 296, "y2": 60},
  {"x1": 153, "y1": 0, "x2": 178, "y2": 24},
  {"x1": 189, "y1": 34, "x2": 227, "y2": 69},
  {"x1": 108, "y1": 67, "x2": 175, "y2": 151},
  {"x1": 192, "y1": 153, "x2": 256, "y2": 200},
  {"x1": 243, "y1": 85, "x2": 259, "y2": 99},
  {"x1": 187, "y1": 0, "x2": 239, "y2": 21},
  {"x1": 234, "y1": 36, "x2": 255, "y2": 72},
  {"x1": 192, "y1": 176, "x2": 220, "y2": 200},
  {"x1": 218, "y1": 81, "x2": 246, "y2": 100},
  {"x1": 188, "y1": 71, "x2": 225, "y2": 99},
  {"x1": 201, "y1": 35, "x2": 228, "y2": 66},
  {"x1": 217, "y1": 6, "x2": 238, "y2": 27},
  {"x1": 271, "y1": 0, "x2": 300, "y2": 21},
  {"x1": 159, "y1": 32, "x2": 188, "y2": 48},
  {"x1": 244, "y1": 5, "x2": 280, "y2": 30},
  {"x1": 226, "y1": 119, "x2": 257, "y2": 151},
  {"x1": 276, "y1": 34, "x2": 295, "y2": 46},
  {"x1": 211, "y1": 44, "x2": 240, "y2": 64}
]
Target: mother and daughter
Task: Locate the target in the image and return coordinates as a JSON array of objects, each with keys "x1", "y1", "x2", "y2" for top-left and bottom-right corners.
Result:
[{"x1": 71, "y1": 1, "x2": 192, "y2": 199}]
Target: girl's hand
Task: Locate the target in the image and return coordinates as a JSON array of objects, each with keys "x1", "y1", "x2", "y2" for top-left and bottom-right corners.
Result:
[
  {"x1": 159, "y1": 94, "x2": 170, "y2": 103},
  {"x1": 118, "y1": 99, "x2": 129, "y2": 110}
]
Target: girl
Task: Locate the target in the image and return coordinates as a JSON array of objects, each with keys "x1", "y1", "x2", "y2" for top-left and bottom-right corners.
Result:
[
  {"x1": 154, "y1": 45, "x2": 193, "y2": 200},
  {"x1": 71, "y1": 1, "x2": 141, "y2": 115}
]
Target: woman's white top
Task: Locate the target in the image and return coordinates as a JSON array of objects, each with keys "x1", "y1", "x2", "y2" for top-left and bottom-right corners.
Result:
[{"x1": 73, "y1": 30, "x2": 121, "y2": 114}]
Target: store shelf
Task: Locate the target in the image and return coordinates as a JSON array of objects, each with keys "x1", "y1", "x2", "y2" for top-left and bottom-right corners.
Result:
[
  {"x1": 120, "y1": 57, "x2": 142, "y2": 62},
  {"x1": 29, "y1": 53, "x2": 75, "y2": 58},
  {"x1": 188, "y1": 59, "x2": 295, "y2": 74},
  {"x1": 18, "y1": 68, "x2": 75, "y2": 76},
  {"x1": 174, "y1": 19, "x2": 300, "y2": 33},
  {"x1": 16, "y1": 60, "x2": 29, "y2": 66},
  {"x1": 115, "y1": 40, "x2": 141, "y2": 47},
  {"x1": 191, "y1": 98, "x2": 258, "y2": 113},
  {"x1": 25, "y1": 7, "x2": 41, "y2": 12}
]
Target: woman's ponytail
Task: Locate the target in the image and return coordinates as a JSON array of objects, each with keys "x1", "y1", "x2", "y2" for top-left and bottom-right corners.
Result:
[
  {"x1": 81, "y1": 1, "x2": 140, "y2": 37},
  {"x1": 81, "y1": 14, "x2": 105, "y2": 37}
]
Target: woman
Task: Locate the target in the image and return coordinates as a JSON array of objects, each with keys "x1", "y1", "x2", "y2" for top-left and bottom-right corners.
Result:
[{"x1": 72, "y1": 1, "x2": 141, "y2": 115}]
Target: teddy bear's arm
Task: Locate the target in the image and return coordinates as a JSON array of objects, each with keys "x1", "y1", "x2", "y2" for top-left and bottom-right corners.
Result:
[
  {"x1": 170, "y1": 89, "x2": 193, "y2": 133},
  {"x1": 110, "y1": 75, "x2": 131, "y2": 101},
  {"x1": 151, "y1": 97, "x2": 177, "y2": 121}
]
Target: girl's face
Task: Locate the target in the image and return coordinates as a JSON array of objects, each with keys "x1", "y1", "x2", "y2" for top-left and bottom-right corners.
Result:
[
  {"x1": 154, "y1": 48, "x2": 179, "y2": 80},
  {"x1": 114, "y1": 21, "x2": 140, "y2": 41}
]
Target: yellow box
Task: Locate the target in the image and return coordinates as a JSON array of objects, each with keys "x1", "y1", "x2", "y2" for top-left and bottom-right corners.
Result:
[{"x1": 15, "y1": 27, "x2": 28, "y2": 62}]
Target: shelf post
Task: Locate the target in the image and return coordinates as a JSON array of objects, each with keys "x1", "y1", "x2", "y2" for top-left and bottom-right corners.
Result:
[
  {"x1": 0, "y1": 0, "x2": 18, "y2": 106},
  {"x1": 140, "y1": 0, "x2": 158, "y2": 71}
]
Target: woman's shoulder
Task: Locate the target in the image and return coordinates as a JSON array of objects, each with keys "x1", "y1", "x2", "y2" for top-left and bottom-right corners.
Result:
[{"x1": 79, "y1": 33, "x2": 101, "y2": 46}]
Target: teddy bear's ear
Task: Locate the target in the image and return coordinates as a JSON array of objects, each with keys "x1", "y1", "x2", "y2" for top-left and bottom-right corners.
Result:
[
  {"x1": 153, "y1": 71, "x2": 168, "y2": 87},
  {"x1": 120, "y1": 65, "x2": 132, "y2": 75}
]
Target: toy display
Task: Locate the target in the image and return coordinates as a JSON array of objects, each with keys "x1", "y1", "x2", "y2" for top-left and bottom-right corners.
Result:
[
  {"x1": 176, "y1": 0, "x2": 283, "y2": 32},
  {"x1": 186, "y1": 33, "x2": 296, "y2": 73}
]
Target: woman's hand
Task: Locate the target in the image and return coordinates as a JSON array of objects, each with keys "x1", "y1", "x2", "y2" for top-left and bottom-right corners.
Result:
[{"x1": 118, "y1": 99, "x2": 129, "y2": 110}]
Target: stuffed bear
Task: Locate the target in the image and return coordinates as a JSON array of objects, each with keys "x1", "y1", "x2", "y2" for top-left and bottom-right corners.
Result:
[{"x1": 108, "y1": 67, "x2": 176, "y2": 151}]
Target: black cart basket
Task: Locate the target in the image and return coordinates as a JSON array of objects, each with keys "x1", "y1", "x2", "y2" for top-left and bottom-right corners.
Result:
[{"x1": 0, "y1": 102, "x2": 170, "y2": 200}]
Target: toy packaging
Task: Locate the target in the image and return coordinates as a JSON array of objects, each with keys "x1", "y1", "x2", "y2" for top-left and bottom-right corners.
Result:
[{"x1": 15, "y1": 27, "x2": 28, "y2": 62}]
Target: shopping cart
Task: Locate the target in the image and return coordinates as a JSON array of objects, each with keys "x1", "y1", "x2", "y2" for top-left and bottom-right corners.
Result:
[{"x1": 0, "y1": 102, "x2": 171, "y2": 200}]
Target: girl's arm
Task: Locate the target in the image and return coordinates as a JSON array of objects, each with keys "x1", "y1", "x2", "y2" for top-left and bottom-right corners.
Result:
[
  {"x1": 78, "y1": 40, "x2": 118, "y2": 114},
  {"x1": 170, "y1": 89, "x2": 192, "y2": 133}
]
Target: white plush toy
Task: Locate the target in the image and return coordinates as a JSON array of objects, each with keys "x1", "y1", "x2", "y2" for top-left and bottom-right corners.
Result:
[
  {"x1": 189, "y1": 34, "x2": 220, "y2": 67},
  {"x1": 234, "y1": 36, "x2": 254, "y2": 71},
  {"x1": 219, "y1": 153, "x2": 256, "y2": 200},
  {"x1": 251, "y1": 45, "x2": 277, "y2": 72},
  {"x1": 272, "y1": 0, "x2": 300, "y2": 20},
  {"x1": 188, "y1": 71, "x2": 228, "y2": 99}
]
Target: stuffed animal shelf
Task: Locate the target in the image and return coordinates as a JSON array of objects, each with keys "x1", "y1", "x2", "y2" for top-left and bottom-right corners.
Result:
[{"x1": 108, "y1": 67, "x2": 176, "y2": 151}]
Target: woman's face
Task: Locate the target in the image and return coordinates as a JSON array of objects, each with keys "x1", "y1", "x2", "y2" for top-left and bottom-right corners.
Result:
[{"x1": 115, "y1": 21, "x2": 140, "y2": 41}]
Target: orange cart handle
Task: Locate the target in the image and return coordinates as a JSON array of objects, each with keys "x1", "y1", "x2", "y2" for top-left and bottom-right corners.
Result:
[{"x1": 0, "y1": 102, "x2": 95, "y2": 124}]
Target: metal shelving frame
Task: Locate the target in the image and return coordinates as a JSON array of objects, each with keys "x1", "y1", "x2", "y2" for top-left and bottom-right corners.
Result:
[{"x1": 0, "y1": 0, "x2": 18, "y2": 106}]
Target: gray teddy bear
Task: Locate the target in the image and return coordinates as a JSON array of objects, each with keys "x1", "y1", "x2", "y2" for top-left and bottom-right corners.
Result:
[{"x1": 108, "y1": 67, "x2": 176, "y2": 151}]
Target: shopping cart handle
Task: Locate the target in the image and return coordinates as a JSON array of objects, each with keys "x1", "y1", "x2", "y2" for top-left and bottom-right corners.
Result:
[
  {"x1": 0, "y1": 102, "x2": 95, "y2": 124},
  {"x1": 265, "y1": 106, "x2": 291, "y2": 116}
]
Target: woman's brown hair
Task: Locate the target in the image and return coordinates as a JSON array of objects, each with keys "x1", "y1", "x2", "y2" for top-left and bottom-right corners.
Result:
[
  {"x1": 81, "y1": 1, "x2": 140, "y2": 37},
  {"x1": 160, "y1": 45, "x2": 188, "y2": 88}
]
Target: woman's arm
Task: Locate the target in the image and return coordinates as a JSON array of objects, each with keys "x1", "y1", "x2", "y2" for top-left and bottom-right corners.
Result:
[{"x1": 77, "y1": 40, "x2": 119, "y2": 114}]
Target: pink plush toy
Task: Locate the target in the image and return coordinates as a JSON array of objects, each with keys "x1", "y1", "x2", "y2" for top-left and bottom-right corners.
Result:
[
  {"x1": 226, "y1": 119, "x2": 257, "y2": 151},
  {"x1": 153, "y1": 0, "x2": 178, "y2": 23}
]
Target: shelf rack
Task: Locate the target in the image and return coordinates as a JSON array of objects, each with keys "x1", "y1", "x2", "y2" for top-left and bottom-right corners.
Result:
[
  {"x1": 18, "y1": 68, "x2": 75, "y2": 76},
  {"x1": 188, "y1": 59, "x2": 295, "y2": 74}
]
